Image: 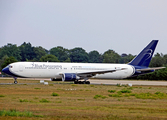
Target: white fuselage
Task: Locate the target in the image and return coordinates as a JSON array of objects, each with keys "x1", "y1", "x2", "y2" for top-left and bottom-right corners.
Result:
[{"x1": 8, "y1": 62, "x2": 135, "y2": 79}]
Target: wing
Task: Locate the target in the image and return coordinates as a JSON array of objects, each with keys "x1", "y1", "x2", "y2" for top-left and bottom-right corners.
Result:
[
  {"x1": 75, "y1": 68, "x2": 127, "y2": 78},
  {"x1": 59, "y1": 68, "x2": 127, "y2": 78}
]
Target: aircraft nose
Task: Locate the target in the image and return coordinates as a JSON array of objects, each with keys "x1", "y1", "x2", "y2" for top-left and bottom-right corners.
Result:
[
  {"x1": 2, "y1": 67, "x2": 10, "y2": 75},
  {"x1": 2, "y1": 66, "x2": 17, "y2": 77}
]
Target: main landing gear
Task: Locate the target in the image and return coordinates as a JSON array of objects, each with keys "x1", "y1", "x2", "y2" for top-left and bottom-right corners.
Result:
[
  {"x1": 14, "y1": 77, "x2": 18, "y2": 84},
  {"x1": 74, "y1": 80, "x2": 90, "y2": 84}
]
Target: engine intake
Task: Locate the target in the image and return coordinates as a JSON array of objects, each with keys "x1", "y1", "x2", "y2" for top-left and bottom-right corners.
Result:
[{"x1": 62, "y1": 73, "x2": 80, "y2": 81}]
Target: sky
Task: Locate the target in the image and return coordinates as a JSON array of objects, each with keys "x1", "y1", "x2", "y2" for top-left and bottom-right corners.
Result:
[{"x1": 0, "y1": 0, "x2": 167, "y2": 55}]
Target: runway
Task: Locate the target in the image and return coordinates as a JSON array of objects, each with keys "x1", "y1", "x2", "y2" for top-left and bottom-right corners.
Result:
[
  {"x1": 89, "y1": 79, "x2": 167, "y2": 86},
  {"x1": 0, "y1": 78, "x2": 167, "y2": 86}
]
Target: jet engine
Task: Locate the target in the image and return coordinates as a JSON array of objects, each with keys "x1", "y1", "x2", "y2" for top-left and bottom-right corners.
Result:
[{"x1": 62, "y1": 73, "x2": 80, "y2": 81}]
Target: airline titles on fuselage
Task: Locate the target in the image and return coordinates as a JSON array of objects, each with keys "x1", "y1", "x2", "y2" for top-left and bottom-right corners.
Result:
[
  {"x1": 24, "y1": 63, "x2": 106, "y2": 70},
  {"x1": 25, "y1": 64, "x2": 62, "y2": 69}
]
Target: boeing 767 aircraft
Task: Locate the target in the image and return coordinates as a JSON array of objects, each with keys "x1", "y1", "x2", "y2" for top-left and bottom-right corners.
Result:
[{"x1": 2, "y1": 40, "x2": 165, "y2": 84}]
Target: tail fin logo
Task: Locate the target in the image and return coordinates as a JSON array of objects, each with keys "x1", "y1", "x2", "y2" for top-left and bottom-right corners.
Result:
[
  {"x1": 128, "y1": 40, "x2": 158, "y2": 67},
  {"x1": 144, "y1": 49, "x2": 153, "y2": 60}
]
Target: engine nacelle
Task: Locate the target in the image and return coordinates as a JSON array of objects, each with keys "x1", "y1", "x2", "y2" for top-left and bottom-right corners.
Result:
[{"x1": 62, "y1": 73, "x2": 80, "y2": 81}]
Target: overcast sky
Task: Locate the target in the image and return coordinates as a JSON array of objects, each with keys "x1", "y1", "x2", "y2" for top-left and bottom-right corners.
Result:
[{"x1": 0, "y1": 0, "x2": 167, "y2": 55}]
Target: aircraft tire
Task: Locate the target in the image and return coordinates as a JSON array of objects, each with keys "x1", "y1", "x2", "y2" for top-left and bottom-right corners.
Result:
[
  {"x1": 86, "y1": 81, "x2": 90, "y2": 84},
  {"x1": 14, "y1": 81, "x2": 18, "y2": 84},
  {"x1": 74, "y1": 81, "x2": 78, "y2": 84},
  {"x1": 74, "y1": 81, "x2": 90, "y2": 84}
]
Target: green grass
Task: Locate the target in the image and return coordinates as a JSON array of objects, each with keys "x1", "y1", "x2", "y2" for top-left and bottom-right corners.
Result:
[
  {"x1": 77, "y1": 99, "x2": 85, "y2": 101},
  {"x1": 135, "y1": 92, "x2": 156, "y2": 99},
  {"x1": 127, "y1": 87, "x2": 133, "y2": 90},
  {"x1": 94, "y1": 94, "x2": 107, "y2": 99},
  {"x1": 19, "y1": 99, "x2": 29, "y2": 102},
  {"x1": 34, "y1": 88, "x2": 41, "y2": 89},
  {"x1": 108, "y1": 94, "x2": 122, "y2": 97},
  {"x1": 56, "y1": 101, "x2": 62, "y2": 103},
  {"x1": 118, "y1": 89, "x2": 131, "y2": 93},
  {"x1": 51, "y1": 92, "x2": 59, "y2": 96},
  {"x1": 1, "y1": 78, "x2": 167, "y2": 119},
  {"x1": 0, "y1": 109, "x2": 43, "y2": 117},
  {"x1": 135, "y1": 92, "x2": 167, "y2": 99},
  {"x1": 39, "y1": 98, "x2": 49, "y2": 103},
  {"x1": 49, "y1": 84, "x2": 54, "y2": 86},
  {"x1": 108, "y1": 90, "x2": 116, "y2": 93},
  {"x1": 109, "y1": 91, "x2": 167, "y2": 99},
  {"x1": 0, "y1": 95, "x2": 5, "y2": 97}
]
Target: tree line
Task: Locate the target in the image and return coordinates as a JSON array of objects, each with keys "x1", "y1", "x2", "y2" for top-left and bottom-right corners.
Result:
[{"x1": 0, "y1": 42, "x2": 167, "y2": 80}]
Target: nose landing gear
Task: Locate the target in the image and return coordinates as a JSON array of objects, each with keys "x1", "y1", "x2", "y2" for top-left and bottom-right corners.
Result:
[{"x1": 14, "y1": 77, "x2": 18, "y2": 84}]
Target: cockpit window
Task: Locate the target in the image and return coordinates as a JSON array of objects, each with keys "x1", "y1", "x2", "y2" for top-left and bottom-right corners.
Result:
[
  {"x1": 6, "y1": 65, "x2": 9, "y2": 68},
  {"x1": 7, "y1": 65, "x2": 12, "y2": 68}
]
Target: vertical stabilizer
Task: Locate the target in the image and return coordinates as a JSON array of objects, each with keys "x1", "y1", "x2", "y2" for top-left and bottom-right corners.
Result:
[{"x1": 128, "y1": 40, "x2": 158, "y2": 67}]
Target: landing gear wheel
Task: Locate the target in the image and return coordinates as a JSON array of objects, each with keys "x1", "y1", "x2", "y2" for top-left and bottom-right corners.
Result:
[
  {"x1": 86, "y1": 81, "x2": 90, "y2": 84},
  {"x1": 74, "y1": 81, "x2": 78, "y2": 84},
  {"x1": 14, "y1": 81, "x2": 18, "y2": 84},
  {"x1": 74, "y1": 80, "x2": 90, "y2": 84}
]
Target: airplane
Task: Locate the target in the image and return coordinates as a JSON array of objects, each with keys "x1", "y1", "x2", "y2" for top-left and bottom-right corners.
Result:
[{"x1": 2, "y1": 40, "x2": 165, "y2": 84}]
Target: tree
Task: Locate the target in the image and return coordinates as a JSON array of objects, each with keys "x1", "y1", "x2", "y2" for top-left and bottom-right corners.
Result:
[
  {"x1": 64, "y1": 58, "x2": 71, "y2": 62},
  {"x1": 39, "y1": 54, "x2": 59, "y2": 62},
  {"x1": 70, "y1": 48, "x2": 89, "y2": 63},
  {"x1": 19, "y1": 42, "x2": 36, "y2": 61},
  {"x1": 149, "y1": 53, "x2": 164, "y2": 67},
  {"x1": 1, "y1": 56, "x2": 18, "y2": 69},
  {"x1": 163, "y1": 54, "x2": 167, "y2": 65},
  {"x1": 0, "y1": 43, "x2": 21, "y2": 60},
  {"x1": 33, "y1": 46, "x2": 47, "y2": 61},
  {"x1": 119, "y1": 54, "x2": 134, "y2": 64},
  {"x1": 88, "y1": 50, "x2": 103, "y2": 63},
  {"x1": 103, "y1": 50, "x2": 120, "y2": 63},
  {"x1": 50, "y1": 46, "x2": 69, "y2": 62},
  {"x1": 0, "y1": 55, "x2": 8, "y2": 71}
]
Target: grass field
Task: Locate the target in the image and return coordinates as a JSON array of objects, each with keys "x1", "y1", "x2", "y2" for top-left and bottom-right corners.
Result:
[{"x1": 0, "y1": 78, "x2": 167, "y2": 120}]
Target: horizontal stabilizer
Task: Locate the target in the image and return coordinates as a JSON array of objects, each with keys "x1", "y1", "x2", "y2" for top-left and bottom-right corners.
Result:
[{"x1": 136, "y1": 67, "x2": 165, "y2": 72}]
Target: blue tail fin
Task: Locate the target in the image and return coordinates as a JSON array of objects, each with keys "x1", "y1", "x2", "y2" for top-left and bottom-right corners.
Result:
[{"x1": 128, "y1": 40, "x2": 158, "y2": 67}]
